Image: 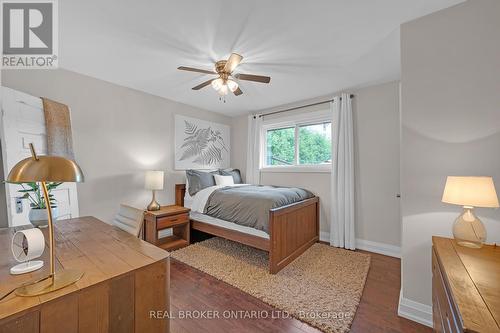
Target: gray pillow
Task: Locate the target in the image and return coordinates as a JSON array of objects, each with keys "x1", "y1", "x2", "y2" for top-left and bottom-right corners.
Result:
[
  {"x1": 220, "y1": 168, "x2": 243, "y2": 184},
  {"x1": 186, "y1": 170, "x2": 219, "y2": 196}
]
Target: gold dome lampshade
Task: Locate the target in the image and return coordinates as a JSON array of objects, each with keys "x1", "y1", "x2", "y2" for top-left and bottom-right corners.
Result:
[
  {"x1": 8, "y1": 156, "x2": 84, "y2": 183},
  {"x1": 7, "y1": 144, "x2": 85, "y2": 296}
]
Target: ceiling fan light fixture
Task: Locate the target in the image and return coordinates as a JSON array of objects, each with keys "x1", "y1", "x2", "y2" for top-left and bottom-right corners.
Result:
[
  {"x1": 227, "y1": 79, "x2": 238, "y2": 93},
  {"x1": 211, "y1": 78, "x2": 224, "y2": 91},
  {"x1": 179, "y1": 53, "x2": 269, "y2": 98},
  {"x1": 217, "y1": 84, "x2": 229, "y2": 96}
]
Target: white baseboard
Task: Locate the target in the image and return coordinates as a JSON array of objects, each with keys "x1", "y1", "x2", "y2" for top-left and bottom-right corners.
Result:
[
  {"x1": 319, "y1": 232, "x2": 401, "y2": 258},
  {"x1": 398, "y1": 290, "x2": 433, "y2": 328},
  {"x1": 355, "y1": 238, "x2": 401, "y2": 258}
]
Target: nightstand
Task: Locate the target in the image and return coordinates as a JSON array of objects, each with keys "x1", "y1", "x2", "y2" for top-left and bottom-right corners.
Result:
[{"x1": 144, "y1": 205, "x2": 191, "y2": 251}]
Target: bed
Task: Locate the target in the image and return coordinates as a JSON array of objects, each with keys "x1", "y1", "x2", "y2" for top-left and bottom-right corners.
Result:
[{"x1": 175, "y1": 183, "x2": 319, "y2": 274}]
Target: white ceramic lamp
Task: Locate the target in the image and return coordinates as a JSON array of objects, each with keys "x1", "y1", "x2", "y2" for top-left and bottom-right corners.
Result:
[
  {"x1": 442, "y1": 176, "x2": 499, "y2": 248},
  {"x1": 145, "y1": 170, "x2": 164, "y2": 211}
]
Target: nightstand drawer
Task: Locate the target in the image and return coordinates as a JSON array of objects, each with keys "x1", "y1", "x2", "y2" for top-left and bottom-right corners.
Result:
[{"x1": 157, "y1": 213, "x2": 189, "y2": 229}]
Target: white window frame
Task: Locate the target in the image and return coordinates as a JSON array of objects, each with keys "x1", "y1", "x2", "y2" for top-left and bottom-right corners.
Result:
[{"x1": 260, "y1": 109, "x2": 332, "y2": 173}]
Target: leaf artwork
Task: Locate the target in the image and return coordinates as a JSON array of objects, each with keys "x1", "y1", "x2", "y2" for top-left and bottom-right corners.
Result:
[
  {"x1": 179, "y1": 120, "x2": 228, "y2": 166},
  {"x1": 184, "y1": 120, "x2": 198, "y2": 135}
]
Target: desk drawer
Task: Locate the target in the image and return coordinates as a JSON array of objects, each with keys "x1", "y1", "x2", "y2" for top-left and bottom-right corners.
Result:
[{"x1": 157, "y1": 213, "x2": 189, "y2": 229}]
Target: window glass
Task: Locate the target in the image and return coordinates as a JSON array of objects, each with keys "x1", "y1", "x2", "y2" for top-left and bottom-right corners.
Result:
[
  {"x1": 265, "y1": 127, "x2": 295, "y2": 166},
  {"x1": 298, "y1": 122, "x2": 332, "y2": 165}
]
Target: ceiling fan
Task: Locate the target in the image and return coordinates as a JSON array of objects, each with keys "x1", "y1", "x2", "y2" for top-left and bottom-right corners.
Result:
[{"x1": 178, "y1": 53, "x2": 271, "y2": 97}]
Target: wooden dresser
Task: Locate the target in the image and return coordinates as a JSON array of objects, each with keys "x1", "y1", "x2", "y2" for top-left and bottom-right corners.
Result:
[
  {"x1": 0, "y1": 216, "x2": 170, "y2": 333},
  {"x1": 432, "y1": 236, "x2": 500, "y2": 333}
]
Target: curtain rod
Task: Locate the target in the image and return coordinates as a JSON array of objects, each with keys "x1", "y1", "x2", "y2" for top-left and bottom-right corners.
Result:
[{"x1": 256, "y1": 94, "x2": 354, "y2": 118}]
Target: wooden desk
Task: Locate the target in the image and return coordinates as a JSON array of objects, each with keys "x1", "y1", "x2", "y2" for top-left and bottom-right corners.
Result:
[
  {"x1": 432, "y1": 236, "x2": 500, "y2": 333},
  {"x1": 144, "y1": 205, "x2": 191, "y2": 251},
  {"x1": 0, "y1": 216, "x2": 170, "y2": 333}
]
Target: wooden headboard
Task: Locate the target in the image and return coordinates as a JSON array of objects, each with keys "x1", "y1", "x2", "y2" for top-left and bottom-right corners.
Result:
[{"x1": 175, "y1": 184, "x2": 186, "y2": 207}]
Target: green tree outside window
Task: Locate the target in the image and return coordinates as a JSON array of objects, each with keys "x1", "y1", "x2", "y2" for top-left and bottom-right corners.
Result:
[{"x1": 266, "y1": 122, "x2": 332, "y2": 166}]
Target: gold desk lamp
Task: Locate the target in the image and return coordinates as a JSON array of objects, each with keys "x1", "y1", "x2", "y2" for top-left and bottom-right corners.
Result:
[{"x1": 7, "y1": 143, "x2": 85, "y2": 296}]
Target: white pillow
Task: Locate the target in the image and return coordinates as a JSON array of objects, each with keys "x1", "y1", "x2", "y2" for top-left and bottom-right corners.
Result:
[{"x1": 214, "y1": 175, "x2": 234, "y2": 186}]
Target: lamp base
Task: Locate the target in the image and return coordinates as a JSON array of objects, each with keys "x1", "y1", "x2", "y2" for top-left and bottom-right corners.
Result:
[
  {"x1": 15, "y1": 269, "x2": 84, "y2": 297},
  {"x1": 147, "y1": 190, "x2": 161, "y2": 211},
  {"x1": 147, "y1": 200, "x2": 160, "y2": 211},
  {"x1": 453, "y1": 206, "x2": 486, "y2": 249}
]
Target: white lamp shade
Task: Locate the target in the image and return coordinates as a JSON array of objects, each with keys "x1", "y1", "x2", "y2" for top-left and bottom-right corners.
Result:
[
  {"x1": 442, "y1": 176, "x2": 499, "y2": 208},
  {"x1": 227, "y1": 79, "x2": 238, "y2": 92},
  {"x1": 217, "y1": 84, "x2": 229, "y2": 96},
  {"x1": 145, "y1": 170, "x2": 164, "y2": 190},
  {"x1": 211, "y1": 78, "x2": 224, "y2": 91}
]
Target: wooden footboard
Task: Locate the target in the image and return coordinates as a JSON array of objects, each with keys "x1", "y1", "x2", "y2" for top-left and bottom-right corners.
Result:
[
  {"x1": 269, "y1": 197, "x2": 319, "y2": 273},
  {"x1": 175, "y1": 184, "x2": 319, "y2": 274}
]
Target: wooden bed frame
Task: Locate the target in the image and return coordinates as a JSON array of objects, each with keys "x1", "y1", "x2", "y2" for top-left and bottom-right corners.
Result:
[{"x1": 175, "y1": 184, "x2": 319, "y2": 274}]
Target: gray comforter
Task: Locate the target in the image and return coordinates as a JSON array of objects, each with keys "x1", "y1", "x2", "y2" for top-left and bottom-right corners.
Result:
[{"x1": 204, "y1": 185, "x2": 314, "y2": 233}]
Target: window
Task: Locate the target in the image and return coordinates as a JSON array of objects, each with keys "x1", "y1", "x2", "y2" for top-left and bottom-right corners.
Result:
[
  {"x1": 298, "y1": 122, "x2": 332, "y2": 165},
  {"x1": 265, "y1": 127, "x2": 295, "y2": 166},
  {"x1": 263, "y1": 119, "x2": 332, "y2": 170}
]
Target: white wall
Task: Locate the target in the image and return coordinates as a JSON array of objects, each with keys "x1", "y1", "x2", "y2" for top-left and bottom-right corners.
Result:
[
  {"x1": 400, "y1": 0, "x2": 500, "y2": 322},
  {"x1": 2, "y1": 69, "x2": 231, "y2": 223},
  {"x1": 232, "y1": 81, "x2": 401, "y2": 248}
]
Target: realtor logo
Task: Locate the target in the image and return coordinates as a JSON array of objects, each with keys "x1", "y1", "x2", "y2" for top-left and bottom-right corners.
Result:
[{"x1": 2, "y1": 0, "x2": 58, "y2": 68}]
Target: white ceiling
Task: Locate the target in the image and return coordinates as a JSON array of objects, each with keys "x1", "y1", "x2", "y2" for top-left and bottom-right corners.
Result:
[{"x1": 60, "y1": 0, "x2": 464, "y2": 116}]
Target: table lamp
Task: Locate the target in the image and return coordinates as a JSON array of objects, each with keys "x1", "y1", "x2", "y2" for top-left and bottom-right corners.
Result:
[
  {"x1": 7, "y1": 143, "x2": 84, "y2": 296},
  {"x1": 145, "y1": 170, "x2": 164, "y2": 211},
  {"x1": 442, "y1": 176, "x2": 499, "y2": 248}
]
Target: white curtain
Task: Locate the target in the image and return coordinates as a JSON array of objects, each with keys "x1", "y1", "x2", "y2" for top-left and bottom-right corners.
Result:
[
  {"x1": 330, "y1": 93, "x2": 355, "y2": 250},
  {"x1": 246, "y1": 114, "x2": 262, "y2": 184}
]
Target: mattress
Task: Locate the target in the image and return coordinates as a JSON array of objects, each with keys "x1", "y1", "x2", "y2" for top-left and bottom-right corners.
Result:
[
  {"x1": 189, "y1": 211, "x2": 269, "y2": 239},
  {"x1": 184, "y1": 181, "x2": 271, "y2": 239}
]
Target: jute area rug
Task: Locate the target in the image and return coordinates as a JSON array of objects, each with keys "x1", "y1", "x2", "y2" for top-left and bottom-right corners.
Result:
[{"x1": 171, "y1": 237, "x2": 371, "y2": 333}]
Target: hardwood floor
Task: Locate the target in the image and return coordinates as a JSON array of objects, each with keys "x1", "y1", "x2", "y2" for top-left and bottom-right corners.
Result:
[{"x1": 170, "y1": 250, "x2": 432, "y2": 333}]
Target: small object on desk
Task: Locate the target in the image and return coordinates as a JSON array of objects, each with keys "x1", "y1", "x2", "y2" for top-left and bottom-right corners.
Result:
[
  {"x1": 10, "y1": 228, "x2": 45, "y2": 275},
  {"x1": 145, "y1": 170, "x2": 164, "y2": 211},
  {"x1": 144, "y1": 205, "x2": 191, "y2": 251},
  {"x1": 441, "y1": 176, "x2": 499, "y2": 248}
]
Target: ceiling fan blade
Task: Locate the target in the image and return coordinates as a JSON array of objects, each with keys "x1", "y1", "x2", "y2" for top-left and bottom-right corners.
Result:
[
  {"x1": 178, "y1": 66, "x2": 216, "y2": 75},
  {"x1": 233, "y1": 87, "x2": 243, "y2": 96},
  {"x1": 224, "y1": 53, "x2": 243, "y2": 73},
  {"x1": 235, "y1": 73, "x2": 271, "y2": 83},
  {"x1": 192, "y1": 79, "x2": 214, "y2": 90}
]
